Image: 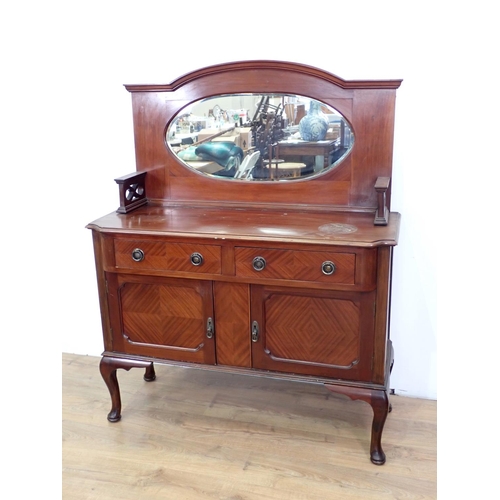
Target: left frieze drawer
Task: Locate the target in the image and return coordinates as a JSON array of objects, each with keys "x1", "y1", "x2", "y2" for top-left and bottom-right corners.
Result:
[{"x1": 113, "y1": 238, "x2": 222, "y2": 274}]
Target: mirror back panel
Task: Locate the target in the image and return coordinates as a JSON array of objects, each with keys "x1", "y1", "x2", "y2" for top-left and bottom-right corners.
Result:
[{"x1": 125, "y1": 61, "x2": 401, "y2": 211}]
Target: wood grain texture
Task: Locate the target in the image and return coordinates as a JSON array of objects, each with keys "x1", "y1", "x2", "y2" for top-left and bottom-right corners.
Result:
[
  {"x1": 120, "y1": 282, "x2": 205, "y2": 347},
  {"x1": 235, "y1": 247, "x2": 356, "y2": 284},
  {"x1": 88, "y1": 207, "x2": 401, "y2": 249},
  {"x1": 264, "y1": 294, "x2": 360, "y2": 366},
  {"x1": 63, "y1": 353, "x2": 436, "y2": 500},
  {"x1": 106, "y1": 274, "x2": 216, "y2": 364},
  {"x1": 373, "y1": 246, "x2": 393, "y2": 384},
  {"x1": 250, "y1": 286, "x2": 376, "y2": 381},
  {"x1": 214, "y1": 282, "x2": 252, "y2": 367},
  {"x1": 114, "y1": 238, "x2": 222, "y2": 274}
]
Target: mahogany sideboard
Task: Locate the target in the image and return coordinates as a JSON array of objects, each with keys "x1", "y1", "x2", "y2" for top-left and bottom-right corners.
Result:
[{"x1": 87, "y1": 60, "x2": 402, "y2": 465}]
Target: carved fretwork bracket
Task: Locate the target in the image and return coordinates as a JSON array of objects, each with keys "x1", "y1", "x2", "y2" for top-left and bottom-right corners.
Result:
[
  {"x1": 115, "y1": 172, "x2": 147, "y2": 214},
  {"x1": 374, "y1": 177, "x2": 390, "y2": 226}
]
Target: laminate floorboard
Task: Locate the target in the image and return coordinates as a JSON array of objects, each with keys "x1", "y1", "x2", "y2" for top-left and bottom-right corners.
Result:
[{"x1": 62, "y1": 353, "x2": 437, "y2": 499}]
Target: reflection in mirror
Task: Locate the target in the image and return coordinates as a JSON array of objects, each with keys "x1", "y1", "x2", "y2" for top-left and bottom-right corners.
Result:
[{"x1": 166, "y1": 94, "x2": 354, "y2": 181}]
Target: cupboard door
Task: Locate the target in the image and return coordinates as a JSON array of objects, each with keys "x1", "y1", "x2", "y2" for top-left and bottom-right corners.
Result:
[
  {"x1": 213, "y1": 282, "x2": 252, "y2": 368},
  {"x1": 106, "y1": 273, "x2": 216, "y2": 364},
  {"x1": 251, "y1": 285, "x2": 375, "y2": 381}
]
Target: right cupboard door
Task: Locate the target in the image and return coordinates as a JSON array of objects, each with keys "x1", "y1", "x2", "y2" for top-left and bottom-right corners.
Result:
[{"x1": 250, "y1": 285, "x2": 376, "y2": 382}]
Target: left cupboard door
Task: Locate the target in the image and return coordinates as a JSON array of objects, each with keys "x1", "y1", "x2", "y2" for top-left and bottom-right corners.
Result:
[{"x1": 106, "y1": 273, "x2": 216, "y2": 364}]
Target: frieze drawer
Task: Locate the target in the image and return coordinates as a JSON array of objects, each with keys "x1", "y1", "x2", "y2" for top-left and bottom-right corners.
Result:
[
  {"x1": 114, "y1": 238, "x2": 222, "y2": 274},
  {"x1": 235, "y1": 247, "x2": 356, "y2": 284}
]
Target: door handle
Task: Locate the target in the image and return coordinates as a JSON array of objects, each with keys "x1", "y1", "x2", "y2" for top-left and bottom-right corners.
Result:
[
  {"x1": 251, "y1": 321, "x2": 259, "y2": 342},
  {"x1": 206, "y1": 317, "x2": 214, "y2": 339}
]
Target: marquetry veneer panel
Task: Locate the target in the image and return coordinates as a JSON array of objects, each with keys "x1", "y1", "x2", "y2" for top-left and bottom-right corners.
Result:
[
  {"x1": 114, "y1": 238, "x2": 221, "y2": 274},
  {"x1": 213, "y1": 282, "x2": 252, "y2": 367},
  {"x1": 121, "y1": 282, "x2": 205, "y2": 348},
  {"x1": 264, "y1": 294, "x2": 360, "y2": 367},
  {"x1": 235, "y1": 247, "x2": 355, "y2": 284},
  {"x1": 107, "y1": 275, "x2": 216, "y2": 364}
]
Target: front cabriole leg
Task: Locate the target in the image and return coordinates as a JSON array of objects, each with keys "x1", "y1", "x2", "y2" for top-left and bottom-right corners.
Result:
[
  {"x1": 324, "y1": 384, "x2": 390, "y2": 465},
  {"x1": 99, "y1": 357, "x2": 155, "y2": 422}
]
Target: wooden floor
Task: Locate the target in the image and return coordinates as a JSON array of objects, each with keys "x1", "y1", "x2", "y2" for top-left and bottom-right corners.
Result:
[{"x1": 62, "y1": 353, "x2": 436, "y2": 499}]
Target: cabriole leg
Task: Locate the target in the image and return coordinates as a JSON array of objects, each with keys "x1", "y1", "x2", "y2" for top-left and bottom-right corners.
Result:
[
  {"x1": 369, "y1": 390, "x2": 389, "y2": 465},
  {"x1": 324, "y1": 384, "x2": 390, "y2": 465},
  {"x1": 99, "y1": 357, "x2": 155, "y2": 422}
]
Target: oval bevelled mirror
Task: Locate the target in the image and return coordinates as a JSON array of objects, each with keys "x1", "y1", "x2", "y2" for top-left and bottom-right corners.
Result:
[{"x1": 166, "y1": 94, "x2": 354, "y2": 181}]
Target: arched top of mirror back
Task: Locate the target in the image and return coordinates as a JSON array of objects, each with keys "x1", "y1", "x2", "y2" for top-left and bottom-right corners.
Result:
[
  {"x1": 125, "y1": 60, "x2": 402, "y2": 93},
  {"x1": 124, "y1": 61, "x2": 401, "y2": 210}
]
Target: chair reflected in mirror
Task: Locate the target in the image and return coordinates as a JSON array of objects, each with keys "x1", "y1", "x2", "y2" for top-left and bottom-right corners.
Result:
[{"x1": 234, "y1": 150, "x2": 261, "y2": 179}]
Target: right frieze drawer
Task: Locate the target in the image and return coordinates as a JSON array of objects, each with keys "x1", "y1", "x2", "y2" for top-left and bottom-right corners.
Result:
[{"x1": 234, "y1": 247, "x2": 356, "y2": 284}]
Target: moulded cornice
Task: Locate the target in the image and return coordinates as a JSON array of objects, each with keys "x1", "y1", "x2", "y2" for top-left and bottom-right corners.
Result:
[{"x1": 124, "y1": 60, "x2": 402, "y2": 92}]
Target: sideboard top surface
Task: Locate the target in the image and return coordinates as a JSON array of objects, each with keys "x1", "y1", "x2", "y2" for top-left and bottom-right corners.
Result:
[{"x1": 88, "y1": 206, "x2": 400, "y2": 247}]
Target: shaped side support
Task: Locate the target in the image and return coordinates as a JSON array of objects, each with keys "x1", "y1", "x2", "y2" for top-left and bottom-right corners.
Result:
[{"x1": 99, "y1": 356, "x2": 156, "y2": 422}]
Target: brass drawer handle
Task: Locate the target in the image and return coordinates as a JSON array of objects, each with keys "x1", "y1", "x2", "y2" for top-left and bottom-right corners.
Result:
[
  {"x1": 321, "y1": 261, "x2": 336, "y2": 275},
  {"x1": 131, "y1": 248, "x2": 145, "y2": 262},
  {"x1": 190, "y1": 252, "x2": 204, "y2": 266},
  {"x1": 252, "y1": 256, "x2": 266, "y2": 271}
]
